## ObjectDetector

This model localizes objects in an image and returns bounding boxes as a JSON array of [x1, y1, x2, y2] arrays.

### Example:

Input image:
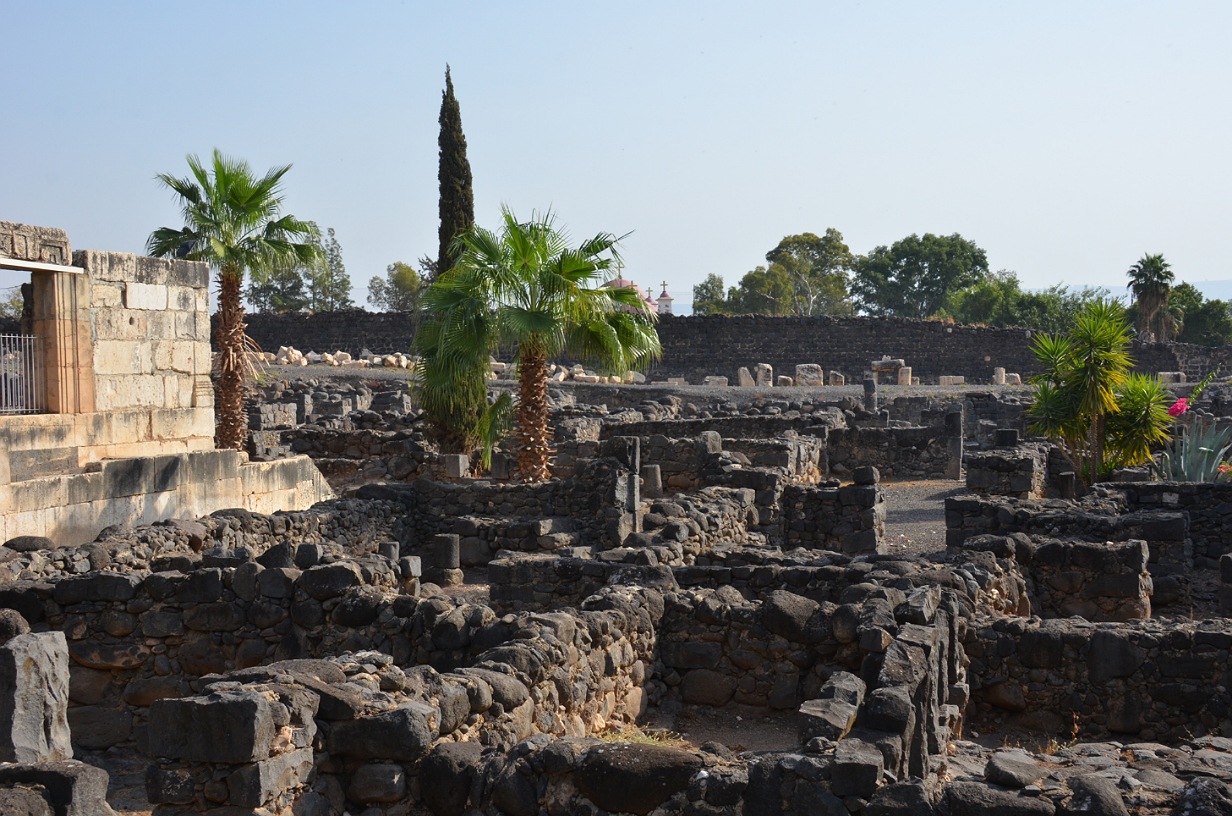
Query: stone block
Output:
[[123, 281, 169, 311], [327, 702, 437, 761], [776, 375, 793, 387], [442, 454, 470, 479], [753, 363, 774, 386], [831, 738, 884, 798], [795, 364, 825, 386], [992, 366, 1006, 385], [1005, 373, 1022, 385], [1, 222, 71, 264], [897, 366, 912, 386], [348, 762, 407, 804], [0, 760, 112, 816], [829, 371, 845, 386], [799, 698, 858, 742], [148, 689, 276, 764], [736, 367, 755, 387], [0, 632, 72, 763], [702, 376, 728, 387], [228, 746, 314, 807]]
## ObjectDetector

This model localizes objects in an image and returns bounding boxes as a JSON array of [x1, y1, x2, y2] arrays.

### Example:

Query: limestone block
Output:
[[90, 283, 123, 309], [939, 375, 966, 386], [992, 367, 1006, 385], [1157, 371, 1187, 383], [829, 371, 845, 386], [795, 364, 825, 386], [735, 367, 754, 387], [1005, 373, 1022, 385], [0, 632, 73, 763], [124, 281, 169, 311], [897, 366, 912, 386], [776, 376, 793, 387], [167, 285, 197, 312], [153, 340, 197, 375], [0, 221, 71, 264], [173, 310, 196, 340], [753, 363, 774, 387], [163, 375, 193, 410], [702, 376, 728, 387], [94, 339, 152, 376]]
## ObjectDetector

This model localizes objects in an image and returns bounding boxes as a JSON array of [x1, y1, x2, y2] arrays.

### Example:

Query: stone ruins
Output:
[[1, 221, 1232, 814]]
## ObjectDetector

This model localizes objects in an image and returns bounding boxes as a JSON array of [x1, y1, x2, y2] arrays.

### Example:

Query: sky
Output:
[[4, 2, 1231, 313]]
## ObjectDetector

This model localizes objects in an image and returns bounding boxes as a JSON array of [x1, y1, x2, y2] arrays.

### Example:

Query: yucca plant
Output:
[[1151, 415, 1232, 482]]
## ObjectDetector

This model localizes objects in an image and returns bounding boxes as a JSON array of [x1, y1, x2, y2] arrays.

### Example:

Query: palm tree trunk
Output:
[[215, 266, 248, 451], [515, 345, 551, 482]]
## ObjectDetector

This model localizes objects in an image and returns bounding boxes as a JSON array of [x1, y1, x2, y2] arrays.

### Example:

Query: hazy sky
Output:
[[4, 2, 1230, 312]]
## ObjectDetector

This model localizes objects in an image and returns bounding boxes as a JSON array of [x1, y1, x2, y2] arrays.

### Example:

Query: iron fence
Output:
[[0, 334, 43, 414]]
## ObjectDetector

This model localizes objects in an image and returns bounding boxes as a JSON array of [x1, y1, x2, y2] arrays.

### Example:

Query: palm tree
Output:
[[1029, 299, 1170, 483], [1126, 253, 1175, 342], [147, 150, 320, 450], [418, 207, 661, 481]]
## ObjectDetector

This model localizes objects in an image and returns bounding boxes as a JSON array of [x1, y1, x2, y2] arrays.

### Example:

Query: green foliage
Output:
[[417, 207, 660, 478], [437, 65, 474, 278], [368, 261, 427, 312], [851, 232, 989, 318], [691, 273, 730, 315], [696, 230, 855, 316], [0, 286, 24, 320], [1028, 299, 1170, 483], [1171, 282, 1232, 346], [1151, 415, 1232, 482], [247, 264, 309, 313], [1126, 253, 1175, 342], [306, 227, 353, 311]]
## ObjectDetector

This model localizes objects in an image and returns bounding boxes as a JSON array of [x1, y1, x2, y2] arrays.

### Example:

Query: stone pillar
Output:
[[641, 464, 663, 499], [829, 371, 845, 386], [863, 378, 878, 412], [32, 269, 94, 414], [0, 632, 73, 763], [897, 366, 912, 386], [944, 409, 964, 480], [753, 363, 774, 387], [736, 367, 755, 387], [428, 534, 463, 587], [993, 367, 1007, 386]]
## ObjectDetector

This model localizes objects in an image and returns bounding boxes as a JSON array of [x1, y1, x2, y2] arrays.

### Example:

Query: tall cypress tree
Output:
[[437, 65, 474, 278]]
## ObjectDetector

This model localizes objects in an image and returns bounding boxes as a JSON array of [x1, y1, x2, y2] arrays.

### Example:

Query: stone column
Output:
[[0, 632, 73, 763], [32, 269, 94, 414], [863, 378, 878, 412], [897, 366, 912, 386], [993, 367, 1007, 386]]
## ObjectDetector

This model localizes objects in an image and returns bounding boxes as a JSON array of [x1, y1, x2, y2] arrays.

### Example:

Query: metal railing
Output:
[[0, 334, 43, 414]]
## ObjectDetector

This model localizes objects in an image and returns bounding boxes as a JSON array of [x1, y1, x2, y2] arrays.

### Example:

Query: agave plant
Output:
[[1151, 415, 1232, 482]]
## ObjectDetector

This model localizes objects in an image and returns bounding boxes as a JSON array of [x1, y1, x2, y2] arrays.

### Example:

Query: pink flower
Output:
[[1219, 463, 1232, 475], [1168, 398, 1189, 417]]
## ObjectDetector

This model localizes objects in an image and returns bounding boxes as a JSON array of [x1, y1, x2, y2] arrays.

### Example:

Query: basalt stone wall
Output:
[[965, 617, 1232, 742], [1110, 482, 1232, 567], [827, 426, 957, 480], [144, 584, 660, 815], [598, 414, 840, 441], [780, 482, 885, 554], [238, 310, 420, 356], [239, 311, 1232, 383], [964, 444, 1048, 499]]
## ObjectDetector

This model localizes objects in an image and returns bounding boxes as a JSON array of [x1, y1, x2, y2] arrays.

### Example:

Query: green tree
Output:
[[437, 65, 474, 278], [1126, 253, 1175, 342], [691, 273, 730, 315], [851, 233, 989, 318], [1029, 299, 1170, 484], [368, 261, 427, 312], [1171, 282, 1232, 346], [419, 207, 661, 481], [764, 229, 854, 316], [731, 264, 795, 315], [0, 286, 23, 320], [247, 263, 309, 313], [147, 149, 320, 450], [305, 227, 353, 311]]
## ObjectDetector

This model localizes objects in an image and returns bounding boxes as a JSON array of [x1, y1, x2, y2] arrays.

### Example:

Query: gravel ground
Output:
[[879, 479, 967, 558]]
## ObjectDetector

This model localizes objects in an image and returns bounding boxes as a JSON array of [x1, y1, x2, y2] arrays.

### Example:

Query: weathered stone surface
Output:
[[148, 690, 275, 764], [0, 632, 72, 763], [575, 742, 702, 816], [348, 761, 406, 804], [831, 738, 884, 798], [0, 761, 113, 816], [944, 781, 1056, 815], [419, 741, 483, 816], [985, 750, 1047, 789], [327, 702, 437, 761], [680, 668, 737, 706], [0, 787, 53, 816], [1060, 774, 1129, 816], [227, 746, 314, 807]]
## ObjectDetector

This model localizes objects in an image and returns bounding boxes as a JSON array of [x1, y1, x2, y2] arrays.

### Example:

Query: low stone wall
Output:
[[945, 494, 1193, 607], [0, 450, 334, 546], [780, 480, 885, 554], [1110, 481, 1232, 567], [598, 414, 837, 441], [965, 617, 1232, 742], [143, 584, 659, 814], [959, 534, 1152, 621], [964, 443, 1048, 499], [827, 425, 958, 480]]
